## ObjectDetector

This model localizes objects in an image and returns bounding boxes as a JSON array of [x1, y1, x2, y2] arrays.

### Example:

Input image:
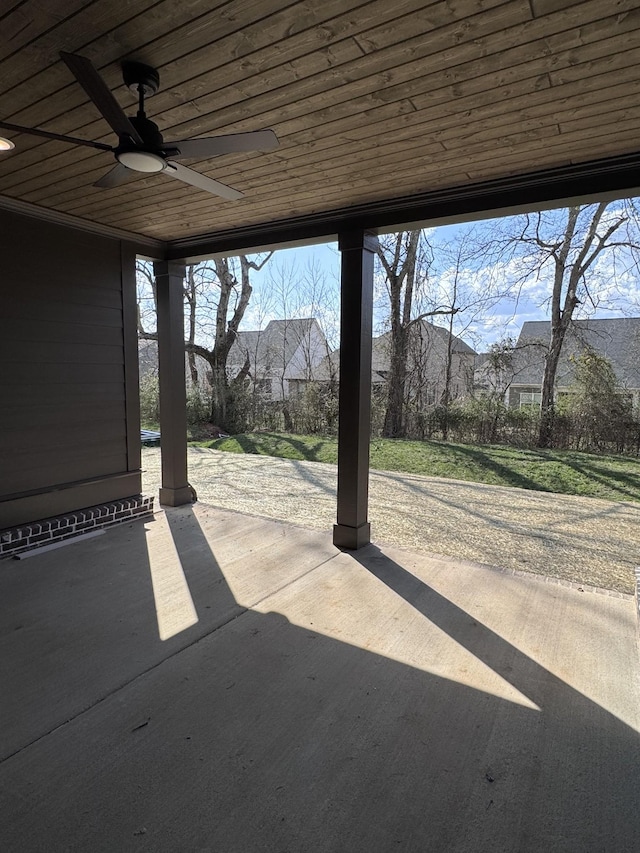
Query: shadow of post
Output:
[[348, 543, 640, 843]]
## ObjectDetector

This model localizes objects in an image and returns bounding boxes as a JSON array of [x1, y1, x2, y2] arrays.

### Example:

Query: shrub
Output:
[[186, 382, 212, 427], [139, 374, 159, 427]]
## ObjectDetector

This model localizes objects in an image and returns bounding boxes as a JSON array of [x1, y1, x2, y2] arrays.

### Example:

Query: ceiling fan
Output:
[[0, 51, 279, 200]]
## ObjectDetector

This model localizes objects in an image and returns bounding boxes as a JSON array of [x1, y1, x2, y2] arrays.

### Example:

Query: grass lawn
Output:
[[192, 432, 640, 504]]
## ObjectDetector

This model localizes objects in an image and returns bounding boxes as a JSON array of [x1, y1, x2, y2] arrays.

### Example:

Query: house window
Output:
[[519, 391, 541, 409]]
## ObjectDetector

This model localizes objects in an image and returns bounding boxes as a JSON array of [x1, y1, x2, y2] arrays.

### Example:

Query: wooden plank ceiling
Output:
[[0, 0, 639, 244]]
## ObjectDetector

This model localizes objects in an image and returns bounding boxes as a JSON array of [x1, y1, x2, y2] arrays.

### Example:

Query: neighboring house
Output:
[[138, 338, 203, 382], [227, 318, 329, 400], [316, 319, 476, 403], [505, 318, 640, 410], [474, 348, 522, 402], [138, 318, 329, 400]]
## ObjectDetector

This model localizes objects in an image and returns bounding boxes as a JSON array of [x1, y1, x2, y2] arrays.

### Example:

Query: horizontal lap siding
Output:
[[0, 211, 140, 524]]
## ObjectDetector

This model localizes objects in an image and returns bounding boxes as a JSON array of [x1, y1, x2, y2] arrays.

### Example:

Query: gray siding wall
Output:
[[0, 211, 142, 528]]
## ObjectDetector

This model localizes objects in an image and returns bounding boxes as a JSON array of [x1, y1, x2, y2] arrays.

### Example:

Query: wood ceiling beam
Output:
[[165, 151, 640, 261], [3, 139, 639, 263]]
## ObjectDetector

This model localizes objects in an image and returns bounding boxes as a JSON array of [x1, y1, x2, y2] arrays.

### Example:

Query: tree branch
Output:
[[405, 307, 459, 330]]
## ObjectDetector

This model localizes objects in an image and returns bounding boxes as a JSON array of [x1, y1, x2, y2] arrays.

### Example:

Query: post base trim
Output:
[[333, 522, 371, 550], [159, 486, 193, 507]]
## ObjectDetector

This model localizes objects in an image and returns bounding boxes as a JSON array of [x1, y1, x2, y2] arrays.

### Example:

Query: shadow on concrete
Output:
[[1, 515, 639, 852], [0, 512, 244, 763]]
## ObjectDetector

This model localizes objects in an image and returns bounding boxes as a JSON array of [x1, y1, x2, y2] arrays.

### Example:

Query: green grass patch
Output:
[[192, 432, 640, 503]]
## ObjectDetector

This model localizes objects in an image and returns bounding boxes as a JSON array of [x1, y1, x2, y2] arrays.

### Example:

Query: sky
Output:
[[240, 201, 640, 353], [138, 200, 640, 354]]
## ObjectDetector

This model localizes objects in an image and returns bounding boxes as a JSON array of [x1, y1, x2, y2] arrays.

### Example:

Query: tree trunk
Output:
[[533, 202, 630, 448], [441, 316, 455, 441], [209, 359, 229, 427], [378, 230, 421, 438], [185, 266, 199, 385], [383, 325, 408, 437], [538, 334, 564, 447], [187, 353, 199, 385], [205, 254, 270, 432]]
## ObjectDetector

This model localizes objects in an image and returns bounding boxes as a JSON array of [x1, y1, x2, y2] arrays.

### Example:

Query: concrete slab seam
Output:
[[241, 551, 344, 612], [0, 604, 249, 766]]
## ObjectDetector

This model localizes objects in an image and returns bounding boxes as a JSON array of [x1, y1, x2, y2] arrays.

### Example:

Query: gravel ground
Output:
[[141, 446, 640, 594]]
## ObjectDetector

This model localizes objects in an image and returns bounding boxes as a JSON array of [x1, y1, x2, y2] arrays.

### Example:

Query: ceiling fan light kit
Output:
[[116, 149, 165, 172], [0, 52, 279, 200]]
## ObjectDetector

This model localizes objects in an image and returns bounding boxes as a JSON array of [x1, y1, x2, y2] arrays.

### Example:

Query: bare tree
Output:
[[420, 229, 514, 439], [376, 230, 430, 437], [137, 253, 272, 433], [263, 255, 339, 432], [184, 266, 199, 385], [376, 230, 472, 438], [490, 202, 640, 446], [477, 338, 518, 403], [136, 262, 157, 341]]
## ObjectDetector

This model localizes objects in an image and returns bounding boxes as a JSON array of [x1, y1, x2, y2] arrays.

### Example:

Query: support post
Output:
[[154, 260, 192, 507], [333, 230, 377, 549]]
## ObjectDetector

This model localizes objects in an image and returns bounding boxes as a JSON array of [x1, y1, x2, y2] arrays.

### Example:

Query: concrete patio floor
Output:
[[2, 503, 639, 852]]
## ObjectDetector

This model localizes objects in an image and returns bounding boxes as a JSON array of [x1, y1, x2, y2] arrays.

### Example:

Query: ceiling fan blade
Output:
[[94, 163, 143, 188], [164, 161, 243, 200], [0, 119, 112, 151], [168, 130, 279, 160], [60, 51, 143, 145]]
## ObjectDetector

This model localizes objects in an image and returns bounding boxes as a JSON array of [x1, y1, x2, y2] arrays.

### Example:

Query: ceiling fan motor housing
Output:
[[122, 61, 160, 97], [126, 114, 164, 148]]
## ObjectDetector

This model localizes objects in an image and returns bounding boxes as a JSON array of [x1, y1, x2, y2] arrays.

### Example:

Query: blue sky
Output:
[[243, 204, 640, 353]]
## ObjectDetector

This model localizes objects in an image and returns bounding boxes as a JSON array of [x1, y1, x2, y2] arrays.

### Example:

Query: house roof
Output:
[[228, 330, 263, 365], [1, 2, 640, 251], [513, 318, 640, 389], [317, 319, 476, 382], [228, 318, 319, 372], [419, 321, 477, 355], [139, 318, 325, 382]]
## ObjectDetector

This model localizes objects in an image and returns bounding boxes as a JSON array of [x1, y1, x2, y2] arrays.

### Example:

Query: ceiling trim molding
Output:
[[0, 193, 166, 256], [166, 152, 640, 262]]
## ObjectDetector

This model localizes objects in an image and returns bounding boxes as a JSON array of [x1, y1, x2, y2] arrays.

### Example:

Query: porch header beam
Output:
[[166, 151, 640, 263], [5, 151, 640, 263]]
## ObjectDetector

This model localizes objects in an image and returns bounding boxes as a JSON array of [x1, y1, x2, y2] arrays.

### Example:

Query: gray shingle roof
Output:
[[228, 318, 319, 373], [371, 320, 476, 370], [513, 318, 640, 388], [316, 319, 476, 382]]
